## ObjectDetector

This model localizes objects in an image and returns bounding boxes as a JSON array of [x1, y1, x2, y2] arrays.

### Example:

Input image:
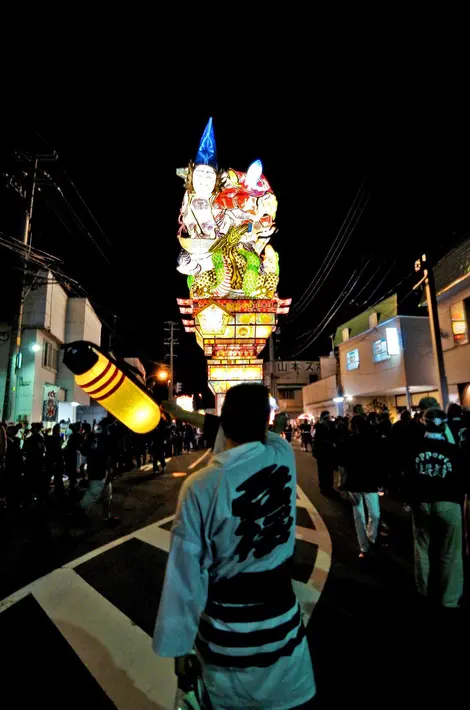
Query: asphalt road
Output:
[[0, 444, 467, 708]]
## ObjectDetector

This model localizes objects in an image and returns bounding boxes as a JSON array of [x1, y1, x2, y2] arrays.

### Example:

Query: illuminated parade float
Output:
[[176, 118, 291, 412]]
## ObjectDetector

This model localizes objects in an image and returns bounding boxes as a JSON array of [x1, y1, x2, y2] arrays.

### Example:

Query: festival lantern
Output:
[[63, 341, 161, 434], [176, 118, 291, 412]]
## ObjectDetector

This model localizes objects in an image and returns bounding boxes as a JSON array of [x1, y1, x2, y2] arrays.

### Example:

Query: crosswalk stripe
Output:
[[0, 466, 331, 709], [28, 567, 174, 708]]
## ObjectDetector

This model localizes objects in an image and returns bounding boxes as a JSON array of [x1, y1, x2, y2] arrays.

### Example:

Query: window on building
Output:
[[450, 301, 468, 346], [346, 349, 360, 370], [43, 341, 59, 371], [373, 337, 389, 362], [278, 389, 296, 400]]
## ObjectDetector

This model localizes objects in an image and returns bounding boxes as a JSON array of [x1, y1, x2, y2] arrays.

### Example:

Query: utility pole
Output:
[[164, 321, 179, 400], [2, 152, 57, 421], [414, 253, 449, 410], [2, 156, 38, 421]]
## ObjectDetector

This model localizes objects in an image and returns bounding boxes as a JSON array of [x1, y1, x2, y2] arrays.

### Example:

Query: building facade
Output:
[[302, 295, 440, 420], [264, 360, 319, 417], [0, 272, 102, 425], [432, 237, 470, 406]]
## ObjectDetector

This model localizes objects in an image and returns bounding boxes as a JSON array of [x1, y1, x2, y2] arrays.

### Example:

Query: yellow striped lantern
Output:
[[63, 341, 160, 434]]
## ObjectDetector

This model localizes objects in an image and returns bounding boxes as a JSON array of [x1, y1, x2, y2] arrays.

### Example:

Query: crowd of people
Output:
[[298, 397, 470, 608], [0, 415, 204, 528]]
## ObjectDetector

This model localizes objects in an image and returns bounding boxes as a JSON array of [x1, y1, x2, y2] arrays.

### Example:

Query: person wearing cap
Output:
[[418, 397, 455, 444], [405, 407, 465, 608]]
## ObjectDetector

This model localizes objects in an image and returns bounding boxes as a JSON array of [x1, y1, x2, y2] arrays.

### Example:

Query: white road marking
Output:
[[188, 449, 211, 470], [16, 568, 172, 709], [0, 461, 332, 709], [295, 484, 333, 620]]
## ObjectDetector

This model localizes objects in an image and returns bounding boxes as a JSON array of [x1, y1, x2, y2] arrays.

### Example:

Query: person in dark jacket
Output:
[[4, 425, 23, 509], [299, 420, 312, 452], [23, 422, 45, 501], [447, 403, 464, 444], [64, 423, 84, 490], [80, 429, 113, 519], [404, 408, 465, 608], [313, 411, 337, 496], [44, 424, 64, 497], [152, 419, 168, 474], [338, 415, 382, 557]]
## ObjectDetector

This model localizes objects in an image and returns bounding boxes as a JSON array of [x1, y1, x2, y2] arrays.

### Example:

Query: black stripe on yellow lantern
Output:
[[62, 341, 161, 434]]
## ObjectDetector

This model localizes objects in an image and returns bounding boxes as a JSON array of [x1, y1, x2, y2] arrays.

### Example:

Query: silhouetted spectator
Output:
[[44, 424, 64, 496], [23, 423, 45, 501], [64, 423, 84, 490], [404, 408, 465, 607], [338, 415, 382, 557], [4, 425, 23, 509], [313, 411, 337, 496]]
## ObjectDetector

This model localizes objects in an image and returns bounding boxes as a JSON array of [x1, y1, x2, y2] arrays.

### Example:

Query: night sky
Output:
[[1, 86, 469, 402]]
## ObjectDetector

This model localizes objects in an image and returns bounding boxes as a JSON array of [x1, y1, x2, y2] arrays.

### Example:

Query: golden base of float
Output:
[[178, 297, 291, 414]]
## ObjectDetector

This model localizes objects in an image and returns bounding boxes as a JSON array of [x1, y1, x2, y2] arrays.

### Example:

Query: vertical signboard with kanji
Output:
[[43, 385, 60, 422]]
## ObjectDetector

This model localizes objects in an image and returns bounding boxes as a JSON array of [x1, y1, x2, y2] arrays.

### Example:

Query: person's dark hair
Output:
[[418, 396, 439, 412], [423, 407, 447, 434], [351, 414, 368, 435], [221, 383, 270, 444], [367, 412, 379, 426], [320, 410, 330, 420], [447, 403, 462, 421], [400, 410, 411, 423]]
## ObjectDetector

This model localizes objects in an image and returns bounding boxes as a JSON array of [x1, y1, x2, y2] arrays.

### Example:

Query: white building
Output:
[[0, 272, 102, 425], [432, 237, 470, 406], [264, 360, 319, 417], [303, 295, 440, 420]]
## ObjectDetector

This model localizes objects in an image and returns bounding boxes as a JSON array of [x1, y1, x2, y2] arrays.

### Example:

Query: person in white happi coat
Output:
[[153, 383, 316, 710]]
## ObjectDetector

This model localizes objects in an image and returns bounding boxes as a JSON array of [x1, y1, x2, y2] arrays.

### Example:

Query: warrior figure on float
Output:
[[176, 118, 280, 299]]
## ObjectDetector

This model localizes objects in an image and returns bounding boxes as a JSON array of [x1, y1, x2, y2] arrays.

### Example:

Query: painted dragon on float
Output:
[[176, 118, 279, 300]]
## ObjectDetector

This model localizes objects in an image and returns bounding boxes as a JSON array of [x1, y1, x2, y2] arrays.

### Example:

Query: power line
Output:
[[55, 186, 112, 266], [60, 167, 114, 248], [291, 179, 368, 317], [291, 264, 369, 357], [32, 131, 113, 264], [349, 259, 379, 303], [292, 179, 366, 311], [289, 193, 370, 322], [358, 260, 396, 307]]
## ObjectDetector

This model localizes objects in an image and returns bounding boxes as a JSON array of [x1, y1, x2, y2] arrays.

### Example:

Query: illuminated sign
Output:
[[346, 349, 360, 371], [208, 362, 264, 382], [385, 327, 400, 355], [373, 338, 390, 363]]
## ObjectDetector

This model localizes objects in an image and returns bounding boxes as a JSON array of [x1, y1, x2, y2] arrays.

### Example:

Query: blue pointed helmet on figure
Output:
[[191, 117, 219, 199]]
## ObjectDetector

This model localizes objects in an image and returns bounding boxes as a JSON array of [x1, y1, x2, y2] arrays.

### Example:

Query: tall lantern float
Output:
[[176, 118, 291, 413]]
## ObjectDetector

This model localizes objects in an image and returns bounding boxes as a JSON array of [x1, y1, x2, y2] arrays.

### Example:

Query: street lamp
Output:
[[31, 343, 40, 352], [145, 369, 169, 384]]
